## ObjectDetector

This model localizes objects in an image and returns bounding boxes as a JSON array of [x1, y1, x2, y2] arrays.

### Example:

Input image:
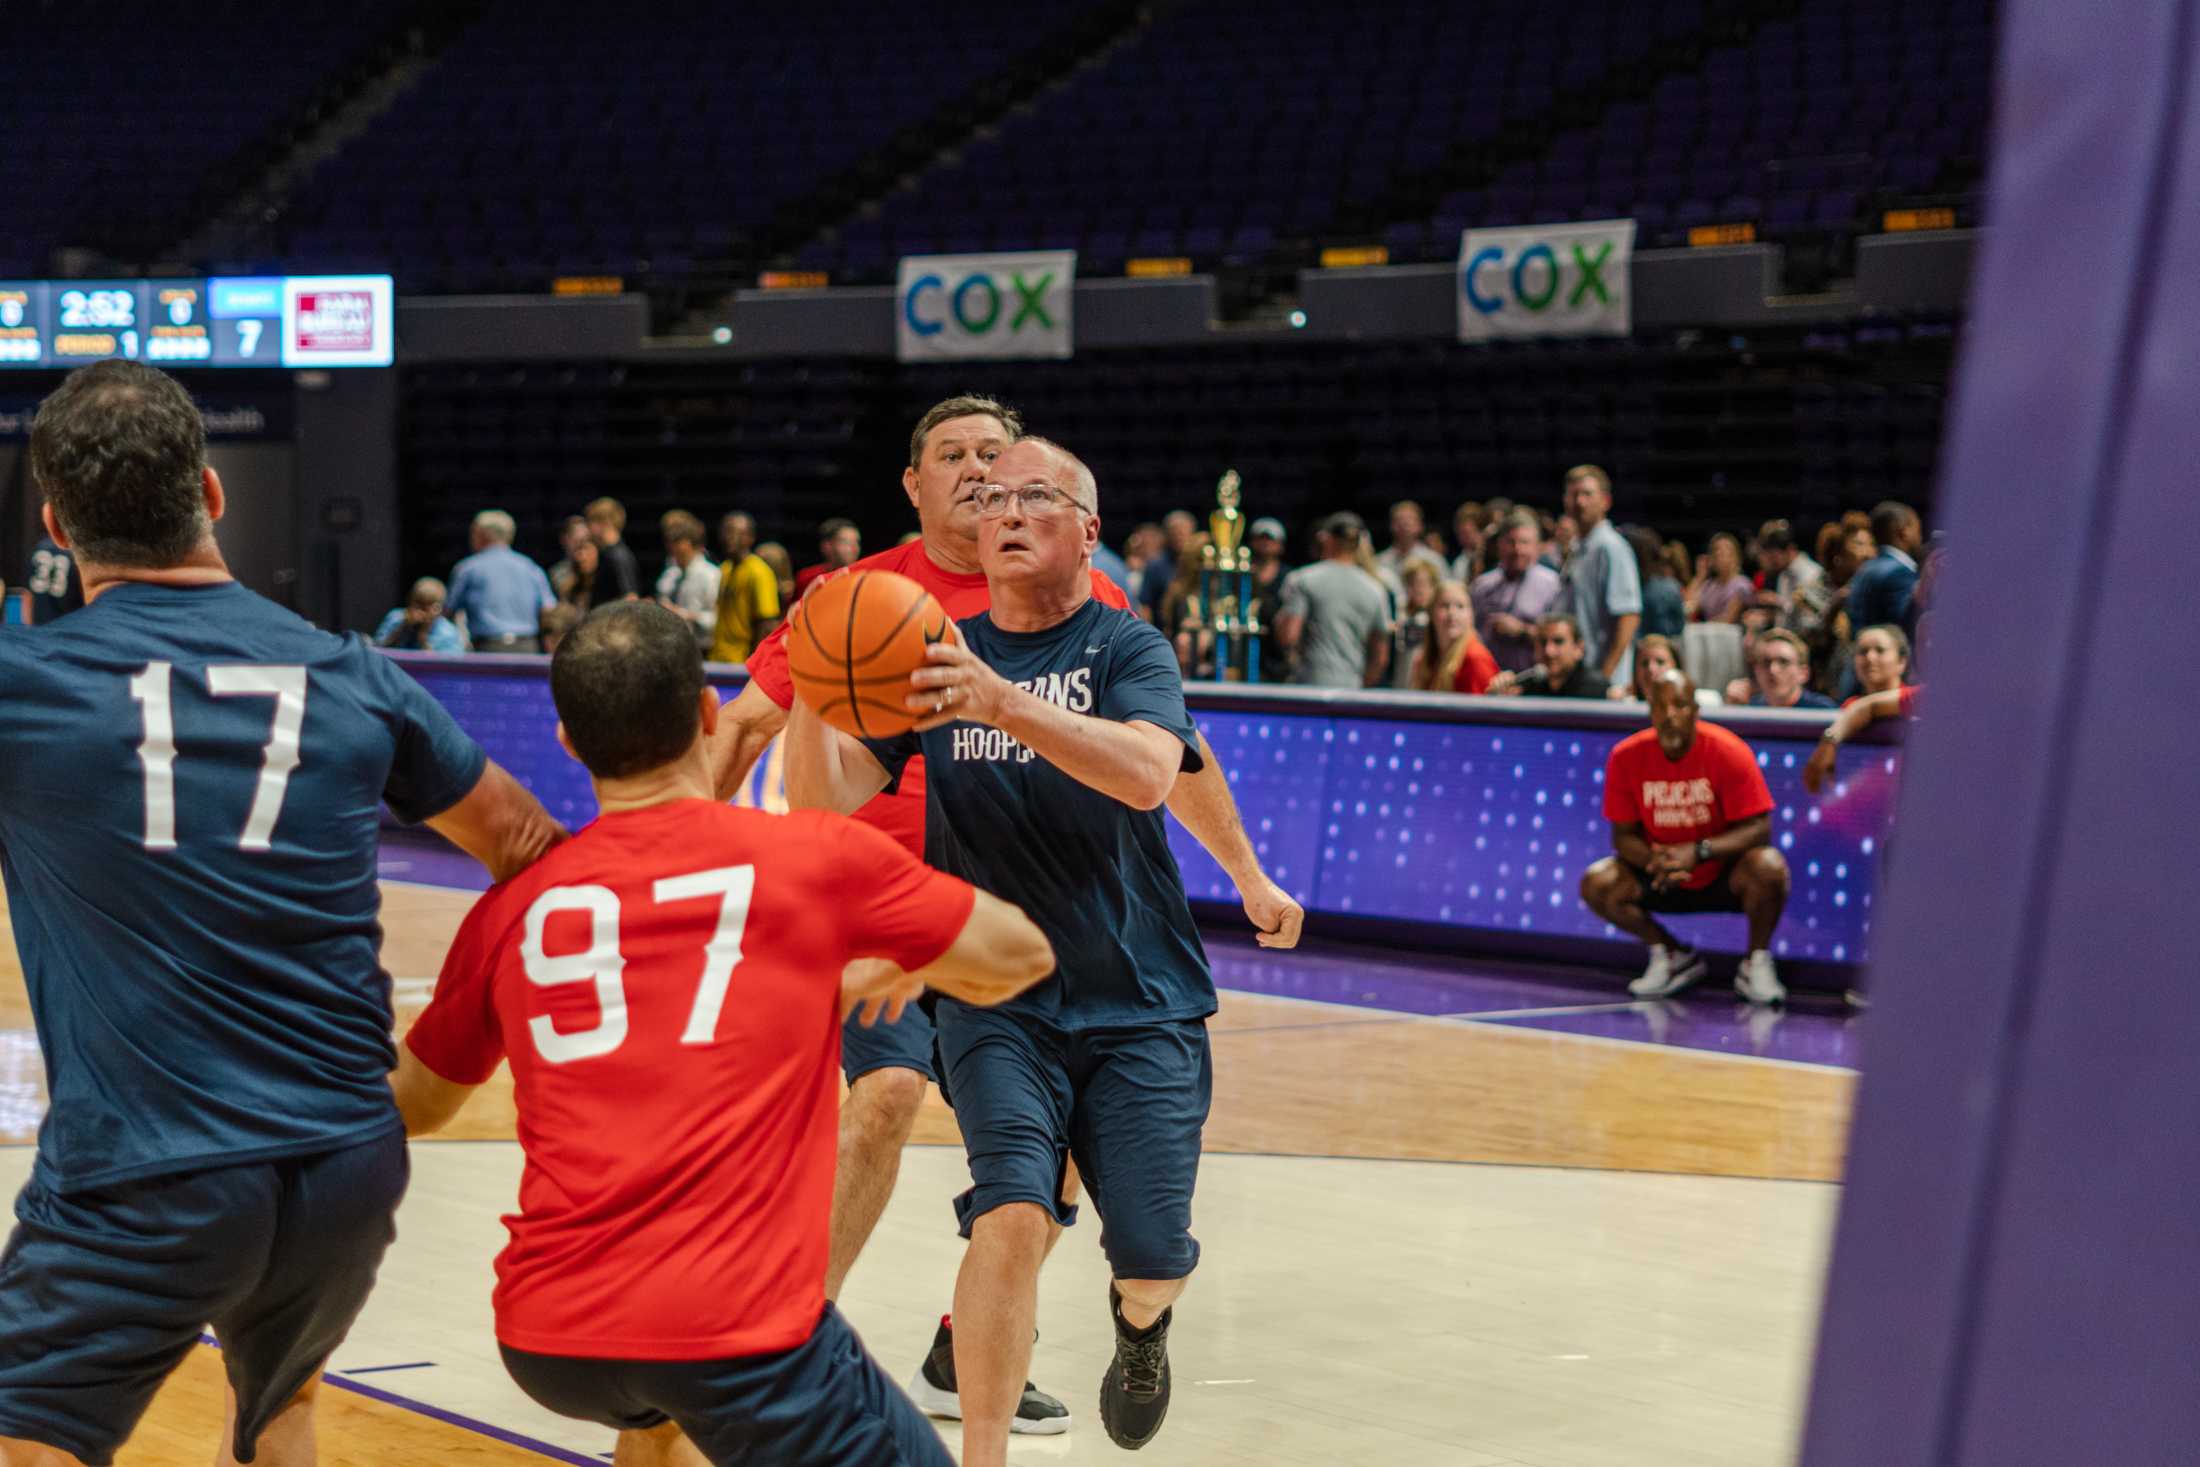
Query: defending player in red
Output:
[[389, 603, 1054, 1467], [700, 394, 1302, 1435], [1580, 669, 1792, 1005]]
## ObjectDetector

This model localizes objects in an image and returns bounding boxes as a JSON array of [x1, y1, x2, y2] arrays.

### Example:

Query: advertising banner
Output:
[[1456, 220, 1634, 342], [896, 251, 1075, 361]]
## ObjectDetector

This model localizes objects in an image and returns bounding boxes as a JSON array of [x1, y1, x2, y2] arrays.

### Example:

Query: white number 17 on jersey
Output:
[[129, 661, 308, 851]]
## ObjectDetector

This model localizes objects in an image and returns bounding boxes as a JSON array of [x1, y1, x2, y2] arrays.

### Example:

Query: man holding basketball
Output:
[[787, 437, 1216, 1463], [699, 396, 1299, 1436]]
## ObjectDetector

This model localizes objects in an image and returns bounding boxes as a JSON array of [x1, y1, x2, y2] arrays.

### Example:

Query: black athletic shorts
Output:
[[0, 1126, 407, 1464]]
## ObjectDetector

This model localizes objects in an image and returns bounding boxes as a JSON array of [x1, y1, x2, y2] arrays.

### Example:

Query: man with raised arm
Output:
[[786, 438, 1219, 1463], [392, 602, 1053, 1466], [699, 395, 1300, 1436]]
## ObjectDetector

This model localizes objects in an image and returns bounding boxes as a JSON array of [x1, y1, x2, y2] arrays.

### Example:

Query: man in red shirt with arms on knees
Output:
[[702, 395, 1303, 1435], [1580, 668, 1792, 1006], [389, 603, 1053, 1467]]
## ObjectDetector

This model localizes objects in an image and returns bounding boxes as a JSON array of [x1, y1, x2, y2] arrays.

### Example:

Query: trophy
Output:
[[1197, 470, 1263, 682]]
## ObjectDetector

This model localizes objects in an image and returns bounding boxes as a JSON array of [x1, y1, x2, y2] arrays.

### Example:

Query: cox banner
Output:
[[1456, 219, 1634, 342], [897, 251, 1074, 361]]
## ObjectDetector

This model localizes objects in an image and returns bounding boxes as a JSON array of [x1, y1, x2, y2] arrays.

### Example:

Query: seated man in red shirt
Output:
[[1580, 668, 1792, 1005], [387, 602, 1054, 1467]]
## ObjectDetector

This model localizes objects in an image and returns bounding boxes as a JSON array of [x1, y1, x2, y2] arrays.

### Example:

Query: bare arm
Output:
[[1362, 628, 1391, 687], [783, 696, 893, 814], [1598, 613, 1640, 680], [1165, 733, 1305, 948], [1272, 611, 1304, 650], [388, 1043, 477, 1136], [1702, 812, 1771, 861], [707, 677, 792, 800], [1804, 687, 1903, 792], [425, 760, 565, 883], [1611, 819, 1656, 870]]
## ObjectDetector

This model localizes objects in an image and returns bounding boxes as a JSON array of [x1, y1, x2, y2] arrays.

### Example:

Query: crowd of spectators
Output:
[[1117, 465, 1931, 714], [371, 465, 1931, 736]]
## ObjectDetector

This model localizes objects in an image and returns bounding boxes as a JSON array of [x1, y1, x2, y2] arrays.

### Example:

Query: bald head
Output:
[[1003, 436, 1097, 510], [1648, 668, 1700, 756]]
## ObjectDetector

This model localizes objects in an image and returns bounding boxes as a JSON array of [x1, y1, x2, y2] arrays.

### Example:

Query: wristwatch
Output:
[[1695, 838, 1713, 864]]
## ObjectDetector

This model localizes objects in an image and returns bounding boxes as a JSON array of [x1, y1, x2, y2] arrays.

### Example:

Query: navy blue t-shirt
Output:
[[868, 599, 1215, 1032], [0, 580, 487, 1191]]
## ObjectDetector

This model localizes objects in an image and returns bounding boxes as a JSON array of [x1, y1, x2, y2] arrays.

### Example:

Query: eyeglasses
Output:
[[975, 483, 1092, 518]]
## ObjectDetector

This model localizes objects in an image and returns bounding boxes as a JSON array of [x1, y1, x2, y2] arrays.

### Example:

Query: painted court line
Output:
[[194, 1335, 588, 1464], [339, 1360, 436, 1375]]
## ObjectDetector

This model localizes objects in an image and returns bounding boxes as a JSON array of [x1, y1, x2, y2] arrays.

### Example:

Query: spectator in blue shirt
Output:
[[1846, 500, 1924, 635], [448, 510, 555, 652], [374, 577, 466, 653], [1744, 629, 1837, 709]]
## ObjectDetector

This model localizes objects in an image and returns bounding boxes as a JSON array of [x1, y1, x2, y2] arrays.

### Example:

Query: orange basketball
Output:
[[786, 570, 952, 739]]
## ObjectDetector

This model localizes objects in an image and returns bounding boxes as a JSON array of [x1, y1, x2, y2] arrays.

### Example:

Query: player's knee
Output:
[[844, 1066, 927, 1147], [1735, 846, 1790, 896], [1580, 858, 1622, 910], [969, 1201, 1054, 1259]]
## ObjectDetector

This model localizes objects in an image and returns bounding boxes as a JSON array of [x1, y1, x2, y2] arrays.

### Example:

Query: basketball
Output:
[[786, 570, 951, 739]]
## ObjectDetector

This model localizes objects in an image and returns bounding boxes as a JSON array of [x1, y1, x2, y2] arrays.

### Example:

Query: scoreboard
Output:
[[0, 274, 393, 369]]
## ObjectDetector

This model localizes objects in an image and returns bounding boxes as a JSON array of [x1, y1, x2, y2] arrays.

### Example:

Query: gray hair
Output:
[[472, 510, 517, 544], [409, 577, 448, 606], [1016, 435, 1098, 509]]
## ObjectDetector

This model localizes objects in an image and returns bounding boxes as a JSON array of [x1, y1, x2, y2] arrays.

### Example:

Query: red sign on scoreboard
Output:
[[294, 291, 377, 353]]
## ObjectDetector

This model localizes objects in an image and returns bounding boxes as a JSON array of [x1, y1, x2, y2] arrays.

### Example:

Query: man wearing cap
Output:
[[1274, 512, 1393, 687], [1245, 517, 1292, 683]]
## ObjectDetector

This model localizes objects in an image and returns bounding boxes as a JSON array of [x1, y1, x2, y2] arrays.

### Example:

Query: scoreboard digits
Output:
[[0, 275, 391, 370]]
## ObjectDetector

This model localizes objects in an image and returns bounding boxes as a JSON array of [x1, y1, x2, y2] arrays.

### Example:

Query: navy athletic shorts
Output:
[[501, 1304, 952, 1467], [0, 1125, 407, 1465], [842, 1000, 938, 1086], [935, 1003, 1211, 1280]]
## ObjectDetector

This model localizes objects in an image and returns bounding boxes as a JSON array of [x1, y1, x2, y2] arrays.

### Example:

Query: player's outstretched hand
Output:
[[842, 957, 925, 1028], [906, 640, 1011, 732], [1242, 875, 1305, 949]]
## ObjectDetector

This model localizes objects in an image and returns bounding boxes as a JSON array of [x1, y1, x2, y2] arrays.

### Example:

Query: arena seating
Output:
[[248, 0, 1123, 304], [798, 0, 1707, 282], [1381, 0, 1994, 263], [0, 1, 406, 276], [397, 320, 1955, 578]]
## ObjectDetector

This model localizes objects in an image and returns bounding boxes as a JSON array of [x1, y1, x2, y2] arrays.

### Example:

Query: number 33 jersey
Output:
[[0, 581, 487, 1192], [403, 800, 974, 1360]]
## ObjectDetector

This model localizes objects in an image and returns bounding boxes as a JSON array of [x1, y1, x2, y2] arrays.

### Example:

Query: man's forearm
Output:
[[708, 681, 791, 800], [1600, 613, 1640, 679], [1612, 826, 1655, 868], [1705, 816, 1771, 862], [992, 689, 1179, 810], [783, 699, 885, 814], [1166, 733, 1261, 885]]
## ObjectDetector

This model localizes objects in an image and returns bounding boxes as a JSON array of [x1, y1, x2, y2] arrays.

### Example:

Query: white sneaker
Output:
[[1629, 945, 1707, 998], [1735, 950, 1786, 1006]]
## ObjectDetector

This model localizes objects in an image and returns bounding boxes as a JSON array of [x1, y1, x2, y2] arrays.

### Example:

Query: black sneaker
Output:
[[1099, 1285, 1172, 1450], [906, 1314, 1071, 1436]]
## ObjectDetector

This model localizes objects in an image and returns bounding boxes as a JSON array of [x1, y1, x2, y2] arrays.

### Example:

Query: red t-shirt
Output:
[[792, 562, 835, 599], [1452, 638, 1499, 695], [744, 538, 1131, 855], [1601, 721, 1775, 890], [403, 799, 974, 1360], [1897, 683, 1921, 718]]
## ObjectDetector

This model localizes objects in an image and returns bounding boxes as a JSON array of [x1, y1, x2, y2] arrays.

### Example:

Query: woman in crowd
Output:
[[1847, 623, 1912, 701], [1161, 533, 1211, 676], [754, 541, 797, 610], [1688, 532, 1755, 623], [1628, 527, 1687, 640], [1409, 580, 1499, 695], [1391, 560, 1442, 687], [551, 516, 599, 613]]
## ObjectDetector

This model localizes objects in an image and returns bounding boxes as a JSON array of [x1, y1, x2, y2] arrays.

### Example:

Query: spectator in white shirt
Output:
[[653, 509, 719, 649]]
